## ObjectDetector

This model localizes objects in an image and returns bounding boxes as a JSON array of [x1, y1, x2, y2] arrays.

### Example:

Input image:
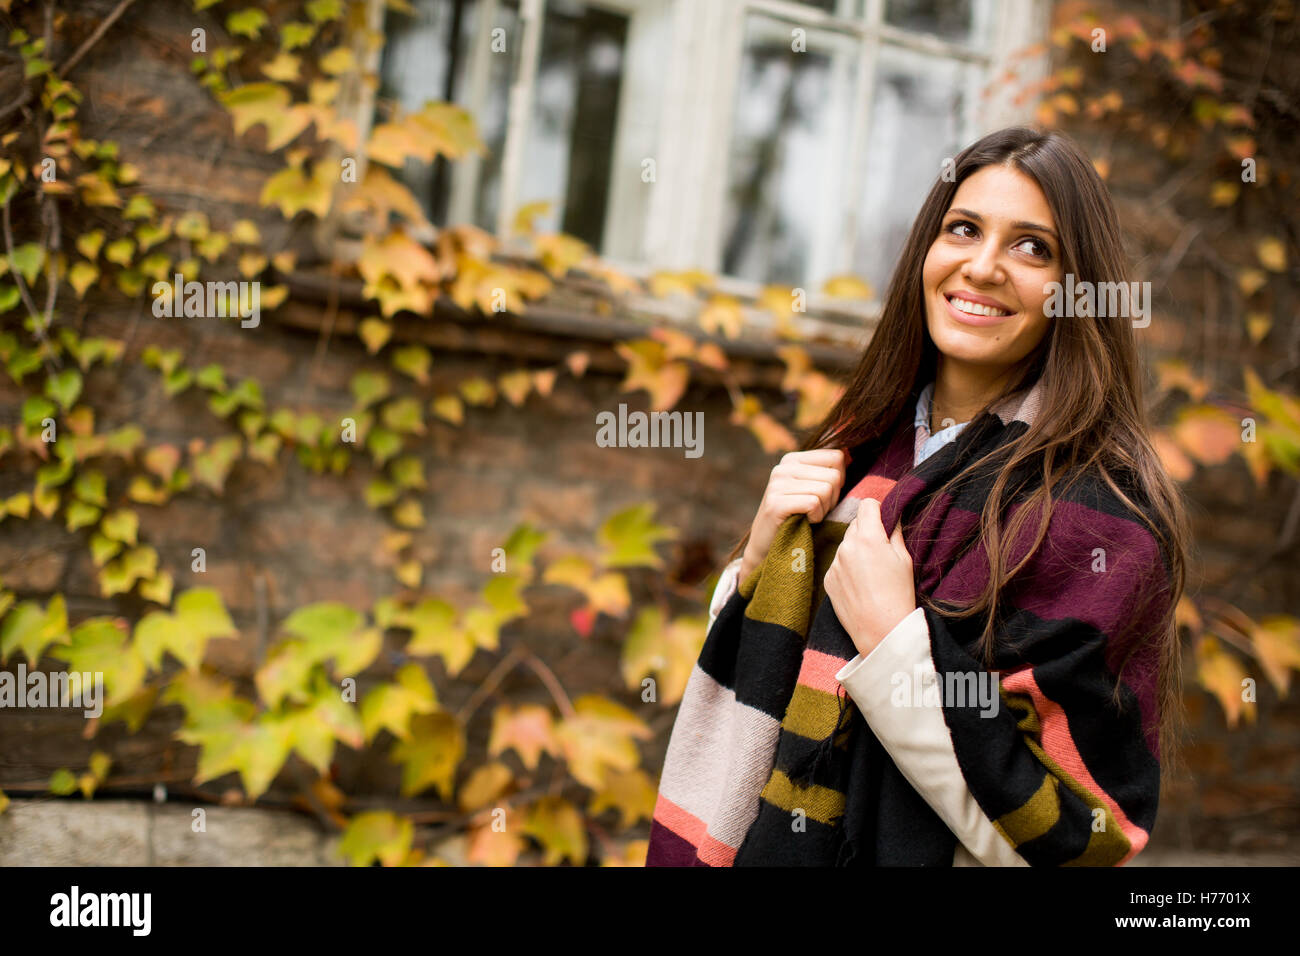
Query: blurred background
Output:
[[0, 0, 1296, 865]]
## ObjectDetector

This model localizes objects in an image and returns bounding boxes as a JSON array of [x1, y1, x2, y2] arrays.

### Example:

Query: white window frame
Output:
[[371, 0, 1051, 330]]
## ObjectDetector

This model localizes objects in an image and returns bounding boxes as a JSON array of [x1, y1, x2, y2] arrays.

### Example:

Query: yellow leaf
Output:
[[497, 369, 532, 407], [230, 219, 262, 244], [1195, 635, 1254, 728], [430, 394, 463, 425], [533, 232, 588, 277], [588, 768, 657, 829], [260, 162, 334, 219], [261, 52, 302, 82], [1208, 180, 1239, 206], [458, 761, 513, 812], [219, 83, 312, 151], [319, 46, 357, 76], [613, 339, 689, 411], [554, 694, 650, 790], [391, 712, 464, 799], [1249, 616, 1300, 694], [698, 294, 743, 339], [511, 200, 552, 235], [1256, 237, 1286, 272], [358, 317, 392, 354], [338, 811, 413, 867], [1246, 312, 1271, 344], [521, 797, 588, 866], [821, 274, 873, 299]]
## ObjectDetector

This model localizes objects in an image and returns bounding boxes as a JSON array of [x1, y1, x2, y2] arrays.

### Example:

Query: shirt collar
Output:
[[914, 382, 935, 434]]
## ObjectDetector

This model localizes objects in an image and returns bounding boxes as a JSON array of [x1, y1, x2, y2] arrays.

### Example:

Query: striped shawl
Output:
[[647, 380, 1172, 866]]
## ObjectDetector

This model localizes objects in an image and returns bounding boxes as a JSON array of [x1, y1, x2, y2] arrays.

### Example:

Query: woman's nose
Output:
[[962, 241, 1003, 284]]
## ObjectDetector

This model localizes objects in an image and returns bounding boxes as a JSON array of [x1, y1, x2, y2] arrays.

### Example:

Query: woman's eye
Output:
[[948, 220, 978, 239], [1016, 237, 1052, 259]]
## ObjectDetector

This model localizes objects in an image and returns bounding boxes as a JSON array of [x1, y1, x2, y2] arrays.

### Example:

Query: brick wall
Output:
[[0, 0, 1296, 861]]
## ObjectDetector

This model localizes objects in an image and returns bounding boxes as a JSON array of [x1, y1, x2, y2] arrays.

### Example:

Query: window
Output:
[[375, 0, 1047, 315]]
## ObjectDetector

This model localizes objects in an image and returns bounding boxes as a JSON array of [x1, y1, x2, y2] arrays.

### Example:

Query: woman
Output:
[[646, 126, 1191, 867]]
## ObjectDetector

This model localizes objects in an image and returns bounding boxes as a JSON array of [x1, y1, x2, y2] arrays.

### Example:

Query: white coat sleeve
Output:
[[835, 607, 1031, 867], [706, 558, 743, 634]]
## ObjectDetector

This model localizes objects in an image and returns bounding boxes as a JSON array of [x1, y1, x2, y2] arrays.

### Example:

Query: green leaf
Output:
[[391, 344, 431, 384], [75, 230, 105, 260], [226, 8, 269, 39], [279, 21, 317, 51], [360, 663, 438, 742], [64, 499, 101, 532], [390, 712, 465, 800], [389, 455, 425, 490], [44, 368, 83, 410], [364, 478, 399, 508], [0, 284, 22, 312], [50, 616, 146, 706], [100, 508, 138, 545], [195, 363, 226, 391], [142, 345, 183, 375], [72, 469, 107, 506], [10, 243, 44, 284], [104, 238, 135, 267], [337, 811, 412, 867], [381, 396, 425, 435], [349, 370, 390, 408], [402, 599, 475, 676], [49, 768, 77, 796], [191, 436, 242, 493], [305, 0, 344, 23], [90, 532, 122, 567], [68, 261, 100, 298], [366, 427, 401, 467], [21, 395, 56, 430], [0, 596, 68, 665], [598, 502, 679, 569]]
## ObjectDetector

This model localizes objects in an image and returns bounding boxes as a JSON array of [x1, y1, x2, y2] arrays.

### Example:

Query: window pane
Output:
[[518, 0, 629, 249], [883, 0, 994, 45], [852, 45, 976, 293], [721, 15, 858, 288], [468, 2, 519, 232], [379, 0, 475, 226]]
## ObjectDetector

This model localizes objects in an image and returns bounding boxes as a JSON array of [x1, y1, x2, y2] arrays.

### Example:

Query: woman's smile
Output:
[[942, 290, 1015, 326]]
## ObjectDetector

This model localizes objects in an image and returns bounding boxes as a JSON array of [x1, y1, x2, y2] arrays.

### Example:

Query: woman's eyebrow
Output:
[[946, 207, 1059, 242]]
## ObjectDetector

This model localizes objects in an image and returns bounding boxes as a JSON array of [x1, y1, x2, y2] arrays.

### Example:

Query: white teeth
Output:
[[949, 296, 1011, 317]]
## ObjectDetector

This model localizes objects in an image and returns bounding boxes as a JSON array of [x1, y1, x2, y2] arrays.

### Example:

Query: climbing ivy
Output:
[[0, 0, 1297, 866]]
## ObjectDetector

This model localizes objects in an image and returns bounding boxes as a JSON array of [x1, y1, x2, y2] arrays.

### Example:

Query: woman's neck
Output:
[[930, 359, 1015, 431]]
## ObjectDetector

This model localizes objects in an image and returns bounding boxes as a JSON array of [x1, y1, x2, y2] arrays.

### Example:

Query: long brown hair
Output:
[[724, 126, 1192, 772]]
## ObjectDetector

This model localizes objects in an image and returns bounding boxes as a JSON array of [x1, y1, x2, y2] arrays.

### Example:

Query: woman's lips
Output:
[[942, 293, 1015, 327]]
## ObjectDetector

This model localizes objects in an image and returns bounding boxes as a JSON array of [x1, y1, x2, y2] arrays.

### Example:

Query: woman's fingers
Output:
[[853, 497, 889, 543]]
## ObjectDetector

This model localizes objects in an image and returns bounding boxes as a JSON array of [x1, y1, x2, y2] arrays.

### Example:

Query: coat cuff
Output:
[[706, 558, 743, 633], [834, 606, 1030, 867]]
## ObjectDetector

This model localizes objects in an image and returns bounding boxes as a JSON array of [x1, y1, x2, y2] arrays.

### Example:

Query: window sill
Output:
[[277, 264, 870, 380]]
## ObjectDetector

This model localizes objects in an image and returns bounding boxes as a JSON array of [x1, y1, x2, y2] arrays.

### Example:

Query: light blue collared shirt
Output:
[[913, 382, 968, 466]]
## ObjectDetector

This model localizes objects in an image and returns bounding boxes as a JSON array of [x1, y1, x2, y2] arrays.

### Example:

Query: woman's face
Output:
[[921, 164, 1063, 380]]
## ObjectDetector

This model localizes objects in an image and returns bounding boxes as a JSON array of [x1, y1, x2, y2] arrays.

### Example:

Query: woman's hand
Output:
[[739, 448, 847, 582], [824, 497, 917, 658]]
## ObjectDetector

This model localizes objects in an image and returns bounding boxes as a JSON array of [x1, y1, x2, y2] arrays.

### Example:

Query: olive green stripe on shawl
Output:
[[758, 768, 847, 825], [740, 516, 849, 634]]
